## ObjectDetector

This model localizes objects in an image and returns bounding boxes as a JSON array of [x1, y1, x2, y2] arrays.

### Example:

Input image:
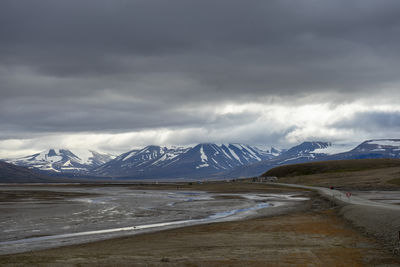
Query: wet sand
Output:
[[1, 203, 399, 266], [1, 182, 399, 266], [0, 182, 309, 255]]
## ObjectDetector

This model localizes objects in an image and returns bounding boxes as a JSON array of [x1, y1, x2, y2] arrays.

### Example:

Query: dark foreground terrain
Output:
[[0, 181, 399, 266], [1, 202, 399, 266], [263, 158, 400, 190]]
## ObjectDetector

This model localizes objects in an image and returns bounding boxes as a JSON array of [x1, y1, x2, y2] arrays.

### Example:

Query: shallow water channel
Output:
[[0, 186, 308, 254]]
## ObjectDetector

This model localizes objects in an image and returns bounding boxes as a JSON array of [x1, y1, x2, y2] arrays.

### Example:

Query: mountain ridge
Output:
[[228, 139, 400, 178], [6, 149, 115, 173], [4, 139, 400, 181], [93, 143, 275, 179]]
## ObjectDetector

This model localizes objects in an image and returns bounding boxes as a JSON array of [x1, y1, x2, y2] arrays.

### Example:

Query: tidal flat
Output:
[[1, 182, 399, 266], [0, 183, 308, 255]]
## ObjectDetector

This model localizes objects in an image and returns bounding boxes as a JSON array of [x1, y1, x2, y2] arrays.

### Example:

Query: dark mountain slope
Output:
[[0, 161, 59, 183]]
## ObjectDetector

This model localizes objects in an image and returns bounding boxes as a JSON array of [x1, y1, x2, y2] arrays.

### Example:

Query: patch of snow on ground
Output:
[[372, 148, 386, 152], [63, 160, 73, 167], [313, 143, 352, 155], [41, 165, 60, 172], [35, 151, 51, 161], [152, 152, 179, 165], [61, 167, 87, 171], [200, 145, 208, 162], [71, 149, 94, 164], [220, 146, 233, 160], [196, 163, 210, 169], [211, 158, 225, 169], [45, 155, 63, 163], [368, 140, 400, 147], [242, 145, 261, 161], [122, 150, 138, 161], [278, 156, 303, 164], [227, 147, 242, 164], [231, 144, 244, 151]]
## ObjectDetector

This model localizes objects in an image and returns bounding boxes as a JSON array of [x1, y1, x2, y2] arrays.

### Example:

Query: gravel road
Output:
[[271, 182, 400, 254]]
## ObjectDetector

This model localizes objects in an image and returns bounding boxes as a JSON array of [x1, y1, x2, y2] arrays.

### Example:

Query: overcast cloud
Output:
[[1, 0, 400, 157]]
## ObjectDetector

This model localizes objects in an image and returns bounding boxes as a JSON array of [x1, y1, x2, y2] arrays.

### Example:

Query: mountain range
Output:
[[228, 139, 400, 178], [94, 144, 276, 179], [3, 139, 400, 181], [6, 149, 115, 174]]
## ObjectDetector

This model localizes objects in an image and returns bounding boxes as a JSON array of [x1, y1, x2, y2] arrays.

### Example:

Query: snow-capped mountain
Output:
[[67, 149, 116, 167], [7, 149, 114, 173], [328, 139, 400, 160], [352, 139, 400, 154], [93, 143, 274, 179], [168, 143, 274, 173], [227, 141, 333, 178], [269, 147, 282, 157], [94, 145, 189, 176], [228, 139, 400, 178], [276, 141, 332, 164], [4, 139, 400, 180]]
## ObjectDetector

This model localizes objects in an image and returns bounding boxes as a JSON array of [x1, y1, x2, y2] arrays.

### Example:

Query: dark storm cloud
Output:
[[0, 93, 260, 135], [1, 0, 400, 141], [334, 111, 400, 132], [2, 0, 400, 87]]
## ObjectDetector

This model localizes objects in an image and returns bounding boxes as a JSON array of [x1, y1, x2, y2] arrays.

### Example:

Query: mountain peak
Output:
[[6, 149, 113, 173], [352, 139, 400, 153], [93, 143, 274, 179], [283, 141, 331, 156]]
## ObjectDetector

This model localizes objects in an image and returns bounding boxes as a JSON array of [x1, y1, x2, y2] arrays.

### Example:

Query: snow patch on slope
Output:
[[122, 151, 138, 162], [227, 146, 242, 164], [367, 140, 400, 147], [313, 143, 352, 155], [197, 145, 209, 169], [200, 145, 208, 162]]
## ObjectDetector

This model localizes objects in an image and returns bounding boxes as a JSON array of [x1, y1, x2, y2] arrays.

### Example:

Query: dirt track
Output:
[[272, 182, 400, 255]]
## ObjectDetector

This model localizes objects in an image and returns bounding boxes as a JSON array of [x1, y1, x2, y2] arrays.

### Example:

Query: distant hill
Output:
[[262, 158, 400, 177], [0, 160, 59, 183], [262, 158, 400, 189]]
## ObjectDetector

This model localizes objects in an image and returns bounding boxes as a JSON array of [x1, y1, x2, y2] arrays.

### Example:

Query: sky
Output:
[[1, 0, 400, 158]]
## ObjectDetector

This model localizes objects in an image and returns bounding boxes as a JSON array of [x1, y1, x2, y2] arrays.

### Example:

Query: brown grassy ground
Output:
[[261, 158, 400, 189], [1, 184, 399, 266], [276, 166, 400, 189], [263, 159, 400, 178], [1, 207, 399, 266]]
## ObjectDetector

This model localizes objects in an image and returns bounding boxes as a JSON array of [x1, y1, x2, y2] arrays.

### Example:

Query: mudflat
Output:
[[0, 182, 311, 255], [1, 208, 399, 266], [0, 182, 399, 266]]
